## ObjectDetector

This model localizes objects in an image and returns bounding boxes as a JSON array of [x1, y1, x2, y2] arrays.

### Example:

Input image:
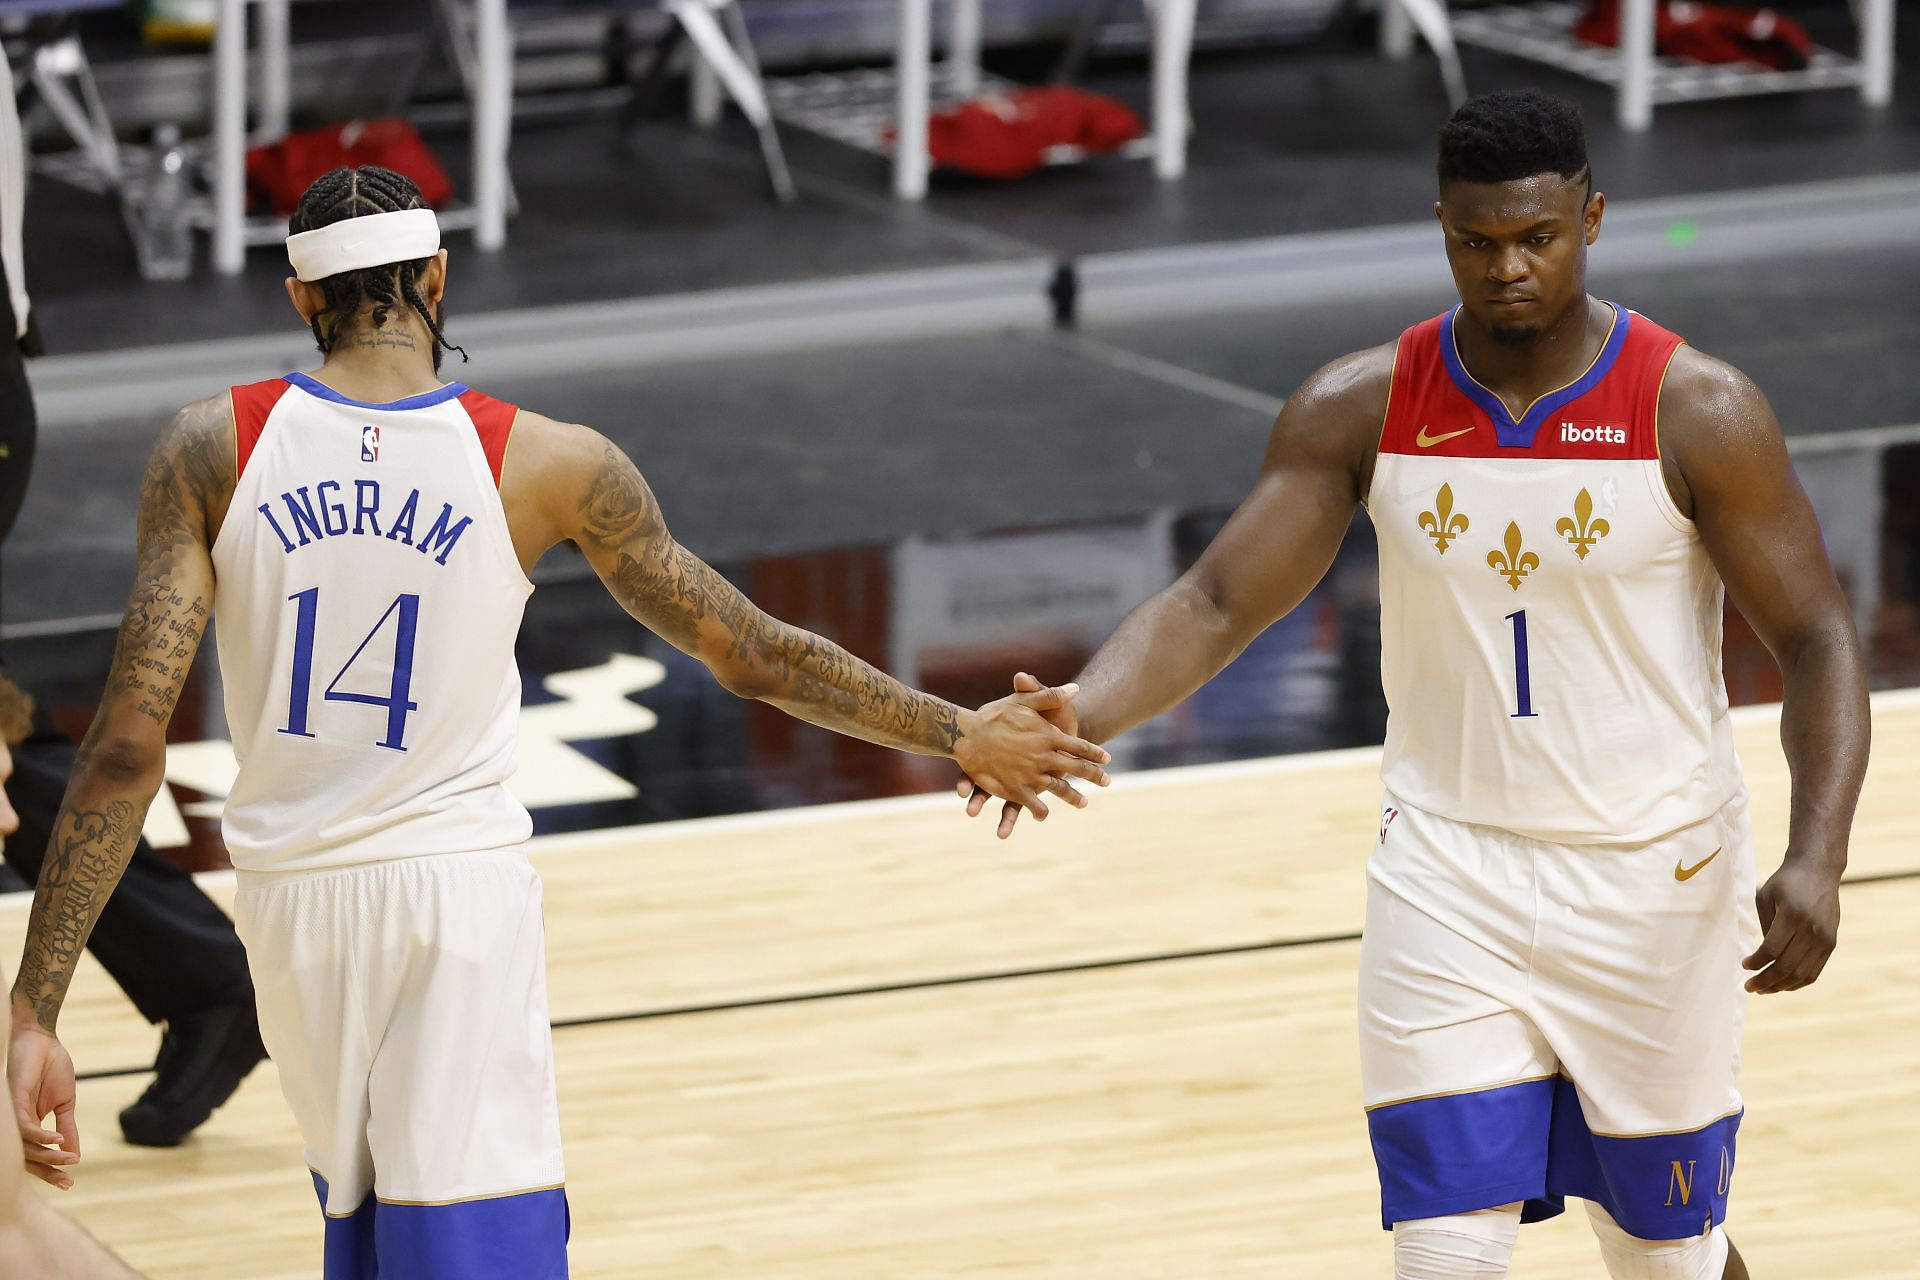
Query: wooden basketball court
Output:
[[6, 693, 1917, 1278]]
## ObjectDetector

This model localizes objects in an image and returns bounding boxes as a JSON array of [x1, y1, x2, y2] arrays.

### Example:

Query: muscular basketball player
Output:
[[5, 165, 1110, 1279], [967, 91, 1868, 1278]]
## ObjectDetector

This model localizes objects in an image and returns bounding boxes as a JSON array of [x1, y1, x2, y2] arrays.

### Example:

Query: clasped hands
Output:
[[954, 672, 1100, 839]]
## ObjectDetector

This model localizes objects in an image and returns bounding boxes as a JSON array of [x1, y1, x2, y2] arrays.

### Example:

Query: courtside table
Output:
[[212, 0, 512, 274]]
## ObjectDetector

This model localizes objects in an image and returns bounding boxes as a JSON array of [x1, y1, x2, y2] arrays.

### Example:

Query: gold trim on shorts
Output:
[[1363, 1071, 1560, 1113], [376, 1180, 567, 1208]]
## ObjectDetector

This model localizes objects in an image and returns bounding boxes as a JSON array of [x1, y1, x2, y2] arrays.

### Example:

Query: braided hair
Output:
[[288, 165, 467, 370]]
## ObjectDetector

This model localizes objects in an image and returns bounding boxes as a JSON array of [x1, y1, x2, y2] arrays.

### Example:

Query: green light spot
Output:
[[1666, 219, 1700, 248]]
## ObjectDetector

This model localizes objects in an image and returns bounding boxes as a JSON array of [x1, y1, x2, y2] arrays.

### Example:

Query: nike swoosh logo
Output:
[[1674, 847, 1722, 882], [1416, 425, 1475, 448]]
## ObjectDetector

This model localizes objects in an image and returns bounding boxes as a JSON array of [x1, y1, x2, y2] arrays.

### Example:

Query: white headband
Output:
[[286, 208, 441, 282]]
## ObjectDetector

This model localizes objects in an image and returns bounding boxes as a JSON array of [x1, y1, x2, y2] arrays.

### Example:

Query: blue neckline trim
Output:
[[284, 371, 468, 411], [1440, 303, 1629, 448]]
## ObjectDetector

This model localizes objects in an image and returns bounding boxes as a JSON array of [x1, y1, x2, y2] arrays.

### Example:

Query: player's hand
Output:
[[8, 1022, 81, 1188], [1742, 855, 1841, 994], [957, 673, 1092, 839], [952, 679, 1108, 838]]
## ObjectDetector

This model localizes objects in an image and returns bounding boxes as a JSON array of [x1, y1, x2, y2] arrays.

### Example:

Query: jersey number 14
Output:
[[278, 588, 421, 751]]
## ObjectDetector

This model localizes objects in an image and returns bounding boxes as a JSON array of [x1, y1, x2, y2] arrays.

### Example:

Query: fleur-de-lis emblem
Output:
[[1555, 488, 1610, 561], [1487, 522, 1540, 590], [1418, 483, 1470, 554]]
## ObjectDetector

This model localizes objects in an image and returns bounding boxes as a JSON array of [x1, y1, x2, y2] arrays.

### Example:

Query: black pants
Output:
[[5, 727, 253, 1022], [0, 269, 254, 1025]]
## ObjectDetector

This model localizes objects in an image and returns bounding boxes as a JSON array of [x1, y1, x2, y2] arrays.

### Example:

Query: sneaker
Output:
[[118, 1002, 268, 1148]]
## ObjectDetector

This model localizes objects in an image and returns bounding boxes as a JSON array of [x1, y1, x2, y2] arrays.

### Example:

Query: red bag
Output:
[[1576, 0, 1813, 71], [245, 118, 454, 217], [890, 86, 1144, 181]]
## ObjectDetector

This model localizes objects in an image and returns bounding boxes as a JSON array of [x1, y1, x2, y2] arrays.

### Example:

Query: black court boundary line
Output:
[[70, 867, 1920, 1083]]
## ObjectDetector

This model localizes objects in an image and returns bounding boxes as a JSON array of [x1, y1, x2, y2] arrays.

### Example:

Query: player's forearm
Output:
[[729, 620, 970, 758], [1073, 579, 1242, 744], [1776, 624, 1869, 874], [9, 732, 163, 1034], [605, 541, 971, 758]]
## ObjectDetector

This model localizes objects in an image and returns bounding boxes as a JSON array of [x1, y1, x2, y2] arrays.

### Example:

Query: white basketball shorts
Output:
[[1359, 789, 1754, 1242], [233, 848, 568, 1279]]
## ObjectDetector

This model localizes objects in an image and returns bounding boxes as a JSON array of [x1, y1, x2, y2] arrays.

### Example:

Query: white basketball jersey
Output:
[[1366, 305, 1742, 844], [209, 372, 534, 873]]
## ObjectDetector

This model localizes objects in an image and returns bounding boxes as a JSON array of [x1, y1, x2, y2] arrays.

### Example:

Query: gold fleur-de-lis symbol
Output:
[[1555, 488, 1610, 561], [1487, 522, 1540, 590], [1418, 483, 1470, 554]]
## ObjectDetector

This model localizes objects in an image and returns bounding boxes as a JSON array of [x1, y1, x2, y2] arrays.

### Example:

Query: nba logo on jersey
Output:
[[361, 424, 381, 462]]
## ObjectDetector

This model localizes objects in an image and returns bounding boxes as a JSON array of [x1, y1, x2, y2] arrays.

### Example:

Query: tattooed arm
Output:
[[8, 395, 228, 1187], [501, 416, 1109, 814]]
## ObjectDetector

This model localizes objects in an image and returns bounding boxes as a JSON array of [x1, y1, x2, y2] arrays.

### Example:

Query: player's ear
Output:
[[284, 276, 321, 325], [422, 250, 448, 309], [1583, 190, 1605, 245]]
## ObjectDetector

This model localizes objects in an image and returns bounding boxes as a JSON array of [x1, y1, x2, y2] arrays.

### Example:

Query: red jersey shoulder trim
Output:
[[458, 388, 519, 489], [1378, 306, 1683, 462], [1379, 313, 1451, 457], [229, 377, 296, 478]]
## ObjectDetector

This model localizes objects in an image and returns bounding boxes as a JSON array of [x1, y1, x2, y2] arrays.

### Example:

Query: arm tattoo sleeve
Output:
[[578, 444, 964, 756], [12, 398, 227, 1032]]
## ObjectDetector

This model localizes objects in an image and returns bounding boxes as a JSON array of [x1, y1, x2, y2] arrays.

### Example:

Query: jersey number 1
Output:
[[1505, 609, 1539, 719], [280, 588, 421, 751]]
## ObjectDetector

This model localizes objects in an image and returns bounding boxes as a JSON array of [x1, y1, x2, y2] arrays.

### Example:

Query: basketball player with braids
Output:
[[7, 164, 1111, 1279], [968, 91, 1868, 1279]]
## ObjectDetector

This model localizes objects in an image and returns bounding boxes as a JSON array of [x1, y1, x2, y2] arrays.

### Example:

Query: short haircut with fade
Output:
[[1437, 89, 1591, 194]]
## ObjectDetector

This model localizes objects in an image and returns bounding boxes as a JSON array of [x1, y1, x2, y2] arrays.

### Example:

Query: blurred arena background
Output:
[[0, 0, 1914, 1275]]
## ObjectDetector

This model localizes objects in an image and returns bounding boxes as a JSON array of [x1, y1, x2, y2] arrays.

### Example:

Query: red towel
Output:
[[245, 119, 454, 217], [1576, 0, 1813, 72], [890, 86, 1145, 181]]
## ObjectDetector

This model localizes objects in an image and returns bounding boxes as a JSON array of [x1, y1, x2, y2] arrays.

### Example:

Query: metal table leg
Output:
[[1618, 0, 1654, 130], [947, 0, 981, 97], [1381, 0, 1415, 60], [259, 0, 289, 138], [213, 0, 247, 274], [1860, 0, 1893, 108], [472, 0, 510, 252], [1152, 0, 1195, 180], [894, 0, 932, 200]]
